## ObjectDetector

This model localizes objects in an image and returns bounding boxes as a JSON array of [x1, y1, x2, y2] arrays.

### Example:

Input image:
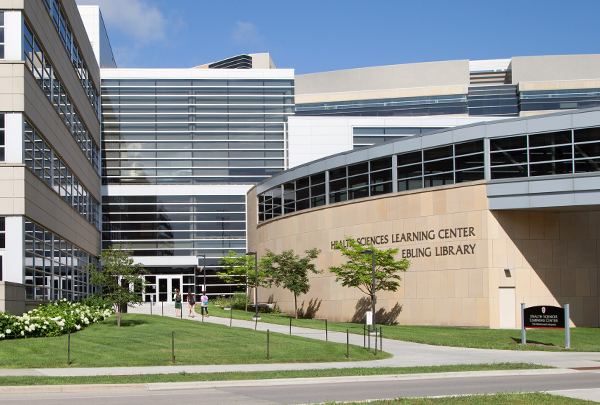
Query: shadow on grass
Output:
[[509, 337, 557, 347], [102, 318, 150, 327]]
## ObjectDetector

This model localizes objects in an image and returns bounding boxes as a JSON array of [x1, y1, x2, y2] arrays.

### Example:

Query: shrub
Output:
[[231, 292, 247, 310], [0, 299, 114, 340]]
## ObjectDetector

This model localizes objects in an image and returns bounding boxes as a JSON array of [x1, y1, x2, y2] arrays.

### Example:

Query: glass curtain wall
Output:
[[101, 76, 294, 299]]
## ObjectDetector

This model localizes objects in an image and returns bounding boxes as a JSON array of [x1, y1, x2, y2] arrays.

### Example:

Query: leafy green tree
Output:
[[218, 250, 269, 312], [329, 237, 409, 298], [260, 248, 322, 319], [88, 245, 145, 327]]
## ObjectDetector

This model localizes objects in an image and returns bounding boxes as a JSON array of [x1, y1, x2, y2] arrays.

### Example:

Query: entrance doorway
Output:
[[153, 276, 183, 303]]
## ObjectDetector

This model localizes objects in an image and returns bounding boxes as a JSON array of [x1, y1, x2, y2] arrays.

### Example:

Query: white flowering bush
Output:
[[0, 299, 114, 339]]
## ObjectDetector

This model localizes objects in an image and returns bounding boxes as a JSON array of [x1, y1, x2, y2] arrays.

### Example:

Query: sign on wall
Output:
[[523, 305, 565, 329], [330, 227, 477, 257]]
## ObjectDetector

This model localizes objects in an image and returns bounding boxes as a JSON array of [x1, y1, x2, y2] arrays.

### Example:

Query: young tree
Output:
[[260, 248, 322, 319], [88, 245, 145, 327], [329, 237, 409, 298], [218, 250, 268, 312]]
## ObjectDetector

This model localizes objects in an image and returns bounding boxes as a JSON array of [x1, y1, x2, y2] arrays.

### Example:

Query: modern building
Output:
[[0, 0, 102, 313], [100, 66, 294, 302], [248, 107, 600, 328], [2, 0, 600, 322]]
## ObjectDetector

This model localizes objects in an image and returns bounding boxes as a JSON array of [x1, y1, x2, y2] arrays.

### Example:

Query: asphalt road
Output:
[[2, 370, 599, 404]]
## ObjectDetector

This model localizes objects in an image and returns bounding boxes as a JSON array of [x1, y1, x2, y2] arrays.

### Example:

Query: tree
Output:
[[329, 237, 409, 298], [218, 250, 268, 312], [260, 248, 322, 319], [88, 245, 145, 327]]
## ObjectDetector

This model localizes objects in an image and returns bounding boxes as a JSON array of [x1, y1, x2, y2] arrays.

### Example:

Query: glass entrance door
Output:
[[148, 275, 185, 303], [158, 278, 168, 302]]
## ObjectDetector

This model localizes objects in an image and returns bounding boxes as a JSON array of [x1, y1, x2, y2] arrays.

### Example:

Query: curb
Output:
[[0, 368, 579, 394]]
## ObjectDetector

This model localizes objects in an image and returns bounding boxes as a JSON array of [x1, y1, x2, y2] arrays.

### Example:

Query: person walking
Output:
[[200, 292, 209, 317], [173, 288, 182, 317], [187, 292, 196, 317]]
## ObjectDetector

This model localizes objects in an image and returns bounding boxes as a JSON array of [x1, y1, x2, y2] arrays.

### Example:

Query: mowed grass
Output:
[[0, 363, 549, 386], [0, 313, 388, 369], [328, 393, 596, 404], [209, 305, 600, 351]]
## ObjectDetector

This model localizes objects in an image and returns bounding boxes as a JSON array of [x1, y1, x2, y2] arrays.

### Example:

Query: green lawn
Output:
[[0, 313, 388, 368], [329, 393, 595, 405], [0, 363, 548, 386], [208, 305, 599, 351]]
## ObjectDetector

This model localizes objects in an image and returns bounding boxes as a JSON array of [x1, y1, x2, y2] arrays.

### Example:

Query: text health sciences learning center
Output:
[[1, 0, 600, 329]]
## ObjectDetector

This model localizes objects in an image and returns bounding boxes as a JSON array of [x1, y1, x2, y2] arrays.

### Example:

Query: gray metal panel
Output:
[[488, 195, 531, 210], [529, 192, 575, 208], [574, 175, 600, 191], [394, 137, 422, 154], [325, 155, 347, 170], [308, 160, 327, 174], [368, 144, 394, 160], [293, 165, 311, 179], [421, 130, 454, 149], [345, 149, 370, 165], [485, 119, 527, 138], [486, 181, 529, 197], [452, 125, 486, 143], [574, 190, 600, 206], [278, 170, 295, 184], [528, 177, 574, 194], [572, 110, 600, 129], [526, 114, 573, 134]]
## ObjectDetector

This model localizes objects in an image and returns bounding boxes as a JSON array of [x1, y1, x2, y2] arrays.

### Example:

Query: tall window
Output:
[[0, 11, 4, 59], [0, 113, 4, 161]]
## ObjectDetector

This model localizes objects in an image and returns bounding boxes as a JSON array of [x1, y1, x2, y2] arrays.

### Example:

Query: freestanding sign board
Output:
[[523, 305, 565, 329]]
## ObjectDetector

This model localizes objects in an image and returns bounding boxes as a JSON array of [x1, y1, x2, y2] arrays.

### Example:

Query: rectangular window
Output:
[[0, 113, 4, 161], [0, 216, 4, 248], [0, 11, 4, 59]]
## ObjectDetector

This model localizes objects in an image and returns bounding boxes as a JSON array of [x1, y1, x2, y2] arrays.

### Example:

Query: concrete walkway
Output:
[[1, 302, 599, 378]]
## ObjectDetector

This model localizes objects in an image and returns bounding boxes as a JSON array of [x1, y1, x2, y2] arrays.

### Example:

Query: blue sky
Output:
[[75, 0, 600, 74]]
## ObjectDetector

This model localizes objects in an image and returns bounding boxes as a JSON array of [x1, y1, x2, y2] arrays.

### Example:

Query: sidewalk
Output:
[[1, 302, 599, 378]]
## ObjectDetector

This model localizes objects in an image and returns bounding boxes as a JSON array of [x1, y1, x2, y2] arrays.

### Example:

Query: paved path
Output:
[[1, 302, 599, 378]]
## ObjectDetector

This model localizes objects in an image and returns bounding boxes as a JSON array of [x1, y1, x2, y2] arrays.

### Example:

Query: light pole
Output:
[[361, 249, 376, 332], [245, 252, 260, 321], [196, 254, 205, 299]]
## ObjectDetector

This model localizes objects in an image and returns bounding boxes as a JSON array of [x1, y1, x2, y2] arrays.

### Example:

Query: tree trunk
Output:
[[245, 285, 248, 312], [117, 310, 122, 327], [294, 294, 298, 319]]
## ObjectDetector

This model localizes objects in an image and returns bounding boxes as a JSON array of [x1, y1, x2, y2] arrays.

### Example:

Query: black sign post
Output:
[[521, 304, 570, 348]]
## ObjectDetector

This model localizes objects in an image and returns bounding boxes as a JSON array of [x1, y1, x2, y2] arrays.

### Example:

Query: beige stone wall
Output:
[[247, 182, 600, 328], [488, 210, 599, 328]]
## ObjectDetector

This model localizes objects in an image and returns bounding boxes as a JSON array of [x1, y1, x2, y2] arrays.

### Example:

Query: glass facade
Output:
[[258, 124, 600, 222], [0, 11, 4, 59], [520, 89, 600, 112], [467, 85, 519, 116], [101, 78, 293, 185], [0, 113, 4, 161], [24, 220, 98, 301], [41, 0, 100, 115], [490, 127, 600, 179], [23, 21, 100, 172], [258, 140, 484, 222], [353, 127, 447, 149], [101, 194, 246, 257], [295, 94, 467, 117], [24, 120, 100, 228], [101, 75, 294, 299]]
